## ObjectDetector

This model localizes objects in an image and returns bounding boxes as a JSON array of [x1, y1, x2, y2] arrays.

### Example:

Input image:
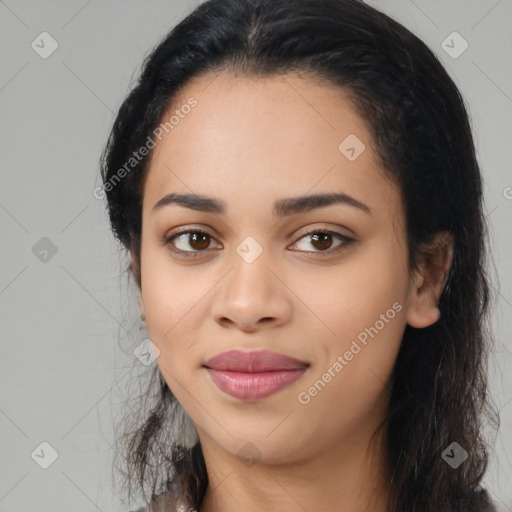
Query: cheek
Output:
[[140, 225, 409, 356], [140, 231, 197, 319], [139, 241, 217, 378], [140, 243, 188, 346], [295, 236, 409, 417], [300, 235, 409, 343]]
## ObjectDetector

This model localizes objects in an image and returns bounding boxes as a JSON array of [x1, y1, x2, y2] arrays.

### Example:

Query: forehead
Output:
[[142, 71, 399, 219]]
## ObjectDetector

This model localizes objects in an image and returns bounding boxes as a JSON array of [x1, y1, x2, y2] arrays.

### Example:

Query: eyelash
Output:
[[163, 227, 355, 259]]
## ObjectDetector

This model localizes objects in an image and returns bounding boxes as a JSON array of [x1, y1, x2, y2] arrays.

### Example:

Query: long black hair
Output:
[[100, 1, 498, 510]]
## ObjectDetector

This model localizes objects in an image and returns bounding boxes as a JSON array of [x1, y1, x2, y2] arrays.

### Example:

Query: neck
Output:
[[198, 425, 390, 512]]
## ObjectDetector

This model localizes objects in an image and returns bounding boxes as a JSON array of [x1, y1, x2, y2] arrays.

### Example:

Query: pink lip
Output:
[[204, 350, 309, 401]]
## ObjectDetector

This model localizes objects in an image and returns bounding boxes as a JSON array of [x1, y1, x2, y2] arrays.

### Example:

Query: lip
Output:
[[204, 349, 309, 372], [204, 349, 309, 401]]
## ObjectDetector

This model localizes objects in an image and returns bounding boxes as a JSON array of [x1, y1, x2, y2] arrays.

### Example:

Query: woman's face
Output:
[[138, 71, 428, 464]]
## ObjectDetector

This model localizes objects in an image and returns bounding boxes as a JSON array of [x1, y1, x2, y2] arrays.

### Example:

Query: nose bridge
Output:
[[212, 234, 291, 329], [228, 233, 275, 305]]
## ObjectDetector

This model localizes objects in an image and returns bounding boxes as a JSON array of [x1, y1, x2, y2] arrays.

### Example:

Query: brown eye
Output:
[[187, 232, 211, 251], [165, 228, 354, 259], [291, 230, 355, 257], [310, 232, 334, 251], [165, 230, 221, 255]]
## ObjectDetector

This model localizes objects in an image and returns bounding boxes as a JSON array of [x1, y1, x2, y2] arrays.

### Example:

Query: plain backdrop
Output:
[[1, 1, 511, 511]]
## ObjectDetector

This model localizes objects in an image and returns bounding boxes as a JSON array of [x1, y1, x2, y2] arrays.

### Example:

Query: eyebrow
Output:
[[152, 192, 372, 217]]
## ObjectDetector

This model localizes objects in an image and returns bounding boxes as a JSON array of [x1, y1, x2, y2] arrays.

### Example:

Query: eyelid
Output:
[[163, 225, 221, 244], [292, 223, 355, 242]]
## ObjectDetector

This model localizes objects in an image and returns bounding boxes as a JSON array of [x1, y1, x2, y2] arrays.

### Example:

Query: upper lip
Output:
[[204, 349, 309, 372]]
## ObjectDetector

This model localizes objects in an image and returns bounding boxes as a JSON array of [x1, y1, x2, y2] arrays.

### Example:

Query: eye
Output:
[[290, 229, 354, 257], [163, 227, 355, 258], [165, 229, 221, 257]]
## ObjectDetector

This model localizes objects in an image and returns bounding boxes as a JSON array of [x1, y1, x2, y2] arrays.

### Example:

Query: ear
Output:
[[406, 231, 453, 328]]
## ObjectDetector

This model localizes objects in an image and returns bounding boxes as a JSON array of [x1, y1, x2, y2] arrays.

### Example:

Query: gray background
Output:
[[1, 1, 511, 511]]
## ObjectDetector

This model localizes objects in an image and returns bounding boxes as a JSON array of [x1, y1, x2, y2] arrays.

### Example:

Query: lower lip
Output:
[[205, 368, 307, 401]]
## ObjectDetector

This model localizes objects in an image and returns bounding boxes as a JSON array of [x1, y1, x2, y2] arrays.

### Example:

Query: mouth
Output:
[[203, 349, 309, 401]]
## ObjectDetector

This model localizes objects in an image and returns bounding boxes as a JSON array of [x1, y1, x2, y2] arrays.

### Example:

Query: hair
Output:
[[99, 0, 499, 510]]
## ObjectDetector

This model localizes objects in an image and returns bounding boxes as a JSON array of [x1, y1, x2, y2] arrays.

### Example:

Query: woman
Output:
[[99, 0, 498, 510]]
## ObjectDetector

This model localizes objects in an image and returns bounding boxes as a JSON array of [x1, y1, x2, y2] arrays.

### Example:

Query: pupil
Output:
[[313, 233, 332, 250], [191, 233, 209, 250]]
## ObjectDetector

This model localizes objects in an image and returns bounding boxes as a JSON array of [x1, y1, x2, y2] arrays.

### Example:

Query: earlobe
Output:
[[406, 298, 441, 328], [405, 232, 453, 329]]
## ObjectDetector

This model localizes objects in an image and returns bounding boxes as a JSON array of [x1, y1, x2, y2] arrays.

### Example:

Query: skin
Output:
[[136, 70, 453, 512]]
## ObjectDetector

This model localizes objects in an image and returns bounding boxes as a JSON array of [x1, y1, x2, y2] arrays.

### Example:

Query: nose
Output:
[[211, 251, 292, 333]]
